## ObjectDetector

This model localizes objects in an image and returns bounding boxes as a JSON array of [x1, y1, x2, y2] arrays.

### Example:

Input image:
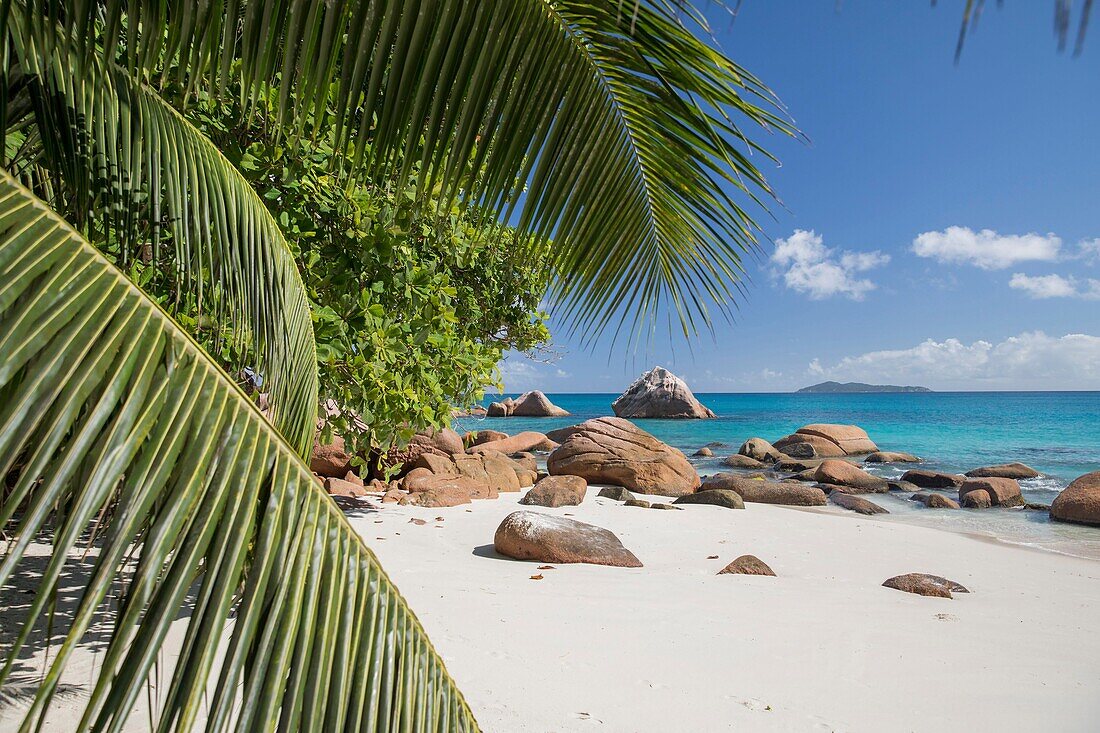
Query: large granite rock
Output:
[[469, 431, 557, 455], [1051, 471, 1100, 526], [901, 469, 965, 490], [520, 475, 587, 507], [672, 489, 745, 510], [739, 437, 782, 463], [958, 477, 1023, 508], [401, 472, 489, 505], [882, 573, 969, 599], [772, 433, 846, 459], [409, 427, 465, 455], [774, 457, 827, 473], [965, 462, 1040, 480], [829, 492, 888, 515], [547, 417, 700, 496], [611, 366, 715, 419], [796, 424, 878, 454], [510, 390, 570, 417], [311, 436, 352, 477], [467, 429, 508, 447], [494, 511, 643, 567], [405, 473, 496, 501], [772, 424, 878, 458], [409, 452, 457, 475], [700, 474, 826, 506], [814, 459, 889, 493], [961, 490, 992, 509]]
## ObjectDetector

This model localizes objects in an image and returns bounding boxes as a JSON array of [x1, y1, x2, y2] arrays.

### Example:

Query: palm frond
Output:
[[6, 9, 319, 453], [0, 170, 478, 732], [29, 0, 796, 342]]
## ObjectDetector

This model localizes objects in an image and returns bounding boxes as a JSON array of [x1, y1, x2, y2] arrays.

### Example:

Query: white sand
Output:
[[351, 489, 1100, 732], [5, 491, 1098, 732]]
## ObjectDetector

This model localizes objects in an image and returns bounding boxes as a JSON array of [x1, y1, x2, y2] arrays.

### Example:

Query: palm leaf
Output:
[[28, 0, 796, 341], [0, 170, 478, 732], [5, 10, 320, 453]]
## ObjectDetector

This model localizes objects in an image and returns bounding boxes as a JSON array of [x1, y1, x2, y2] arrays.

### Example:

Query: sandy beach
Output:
[[352, 488, 1100, 732]]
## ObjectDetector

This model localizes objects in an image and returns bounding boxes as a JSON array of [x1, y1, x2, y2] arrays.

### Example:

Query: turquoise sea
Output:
[[456, 392, 1100, 559]]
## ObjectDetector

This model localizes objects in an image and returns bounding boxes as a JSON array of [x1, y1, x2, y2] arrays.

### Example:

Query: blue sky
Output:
[[499, 1, 1100, 394]]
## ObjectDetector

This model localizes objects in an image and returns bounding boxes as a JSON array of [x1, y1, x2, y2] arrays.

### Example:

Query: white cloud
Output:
[[770, 230, 889, 300], [495, 355, 573, 393], [807, 332, 1100, 390], [1010, 273, 1100, 300], [912, 227, 1061, 270], [1076, 238, 1100, 263]]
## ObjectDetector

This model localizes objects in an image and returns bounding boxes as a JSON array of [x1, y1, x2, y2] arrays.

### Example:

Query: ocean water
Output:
[[456, 392, 1100, 559]]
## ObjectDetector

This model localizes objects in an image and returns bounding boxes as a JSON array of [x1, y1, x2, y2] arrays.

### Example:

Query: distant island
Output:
[[797, 381, 932, 394]]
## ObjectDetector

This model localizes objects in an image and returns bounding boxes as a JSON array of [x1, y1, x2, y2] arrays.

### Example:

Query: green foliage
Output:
[[182, 87, 550, 454]]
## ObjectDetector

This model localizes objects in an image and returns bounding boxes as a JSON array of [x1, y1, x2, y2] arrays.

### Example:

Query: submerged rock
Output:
[[494, 511, 643, 567], [611, 366, 715, 419], [774, 457, 827, 473], [901, 469, 965, 490], [910, 492, 961, 509], [547, 417, 699, 496], [718, 555, 776, 576], [1051, 471, 1100, 526], [721, 454, 765, 470], [965, 462, 1040, 480], [865, 451, 920, 463], [694, 446, 714, 457], [882, 573, 969, 599], [829, 492, 888, 515]]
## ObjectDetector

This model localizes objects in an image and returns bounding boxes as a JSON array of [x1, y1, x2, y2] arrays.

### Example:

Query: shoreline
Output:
[[795, 502, 1100, 562]]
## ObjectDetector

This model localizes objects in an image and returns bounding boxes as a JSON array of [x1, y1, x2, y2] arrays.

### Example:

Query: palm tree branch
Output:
[[6, 10, 320, 453], [21, 0, 796, 341], [0, 170, 478, 733]]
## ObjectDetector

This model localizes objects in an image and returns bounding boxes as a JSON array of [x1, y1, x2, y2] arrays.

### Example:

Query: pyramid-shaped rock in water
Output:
[[612, 366, 715, 419], [510, 390, 570, 417]]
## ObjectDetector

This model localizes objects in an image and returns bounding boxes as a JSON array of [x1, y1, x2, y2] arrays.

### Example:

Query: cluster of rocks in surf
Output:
[[313, 365, 1099, 585]]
